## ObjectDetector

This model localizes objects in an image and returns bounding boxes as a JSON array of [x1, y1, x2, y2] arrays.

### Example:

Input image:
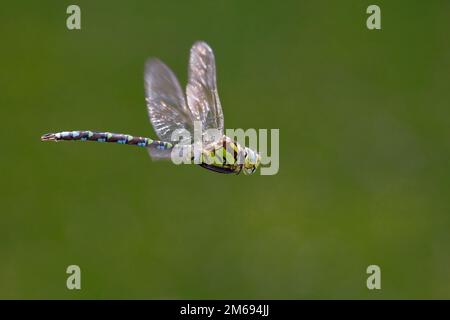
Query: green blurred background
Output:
[[1, 0, 449, 299]]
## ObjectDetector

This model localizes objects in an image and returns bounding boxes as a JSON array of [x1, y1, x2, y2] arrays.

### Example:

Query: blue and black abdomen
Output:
[[41, 130, 172, 150]]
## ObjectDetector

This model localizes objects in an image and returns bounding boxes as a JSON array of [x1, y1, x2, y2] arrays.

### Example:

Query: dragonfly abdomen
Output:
[[41, 130, 173, 149]]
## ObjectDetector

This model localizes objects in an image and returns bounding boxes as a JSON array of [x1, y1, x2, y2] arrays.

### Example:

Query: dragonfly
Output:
[[41, 41, 261, 175]]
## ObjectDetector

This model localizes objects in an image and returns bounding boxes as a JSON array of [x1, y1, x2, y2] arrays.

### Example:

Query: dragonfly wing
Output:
[[147, 142, 193, 162], [186, 41, 224, 144], [146, 144, 172, 160], [145, 59, 194, 143]]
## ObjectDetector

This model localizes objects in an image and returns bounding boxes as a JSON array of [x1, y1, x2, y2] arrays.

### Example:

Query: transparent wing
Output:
[[186, 41, 224, 144], [146, 144, 173, 160], [147, 143, 193, 162], [145, 59, 194, 143]]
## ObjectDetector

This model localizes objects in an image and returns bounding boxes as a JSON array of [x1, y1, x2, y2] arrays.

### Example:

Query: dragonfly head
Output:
[[242, 147, 261, 175]]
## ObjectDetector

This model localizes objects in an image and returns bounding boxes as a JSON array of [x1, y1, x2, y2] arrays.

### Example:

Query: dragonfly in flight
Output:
[[41, 41, 261, 175]]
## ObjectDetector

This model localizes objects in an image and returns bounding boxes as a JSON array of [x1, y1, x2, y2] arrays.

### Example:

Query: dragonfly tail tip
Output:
[[41, 133, 57, 142]]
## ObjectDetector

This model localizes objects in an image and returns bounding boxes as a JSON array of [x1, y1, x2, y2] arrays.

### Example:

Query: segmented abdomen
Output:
[[41, 130, 172, 149]]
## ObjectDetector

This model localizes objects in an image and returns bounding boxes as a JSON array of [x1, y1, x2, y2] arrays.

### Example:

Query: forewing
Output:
[[145, 59, 194, 143], [186, 42, 224, 143]]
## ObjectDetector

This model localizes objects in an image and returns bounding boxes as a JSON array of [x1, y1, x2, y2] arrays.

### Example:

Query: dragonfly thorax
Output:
[[197, 136, 260, 175]]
